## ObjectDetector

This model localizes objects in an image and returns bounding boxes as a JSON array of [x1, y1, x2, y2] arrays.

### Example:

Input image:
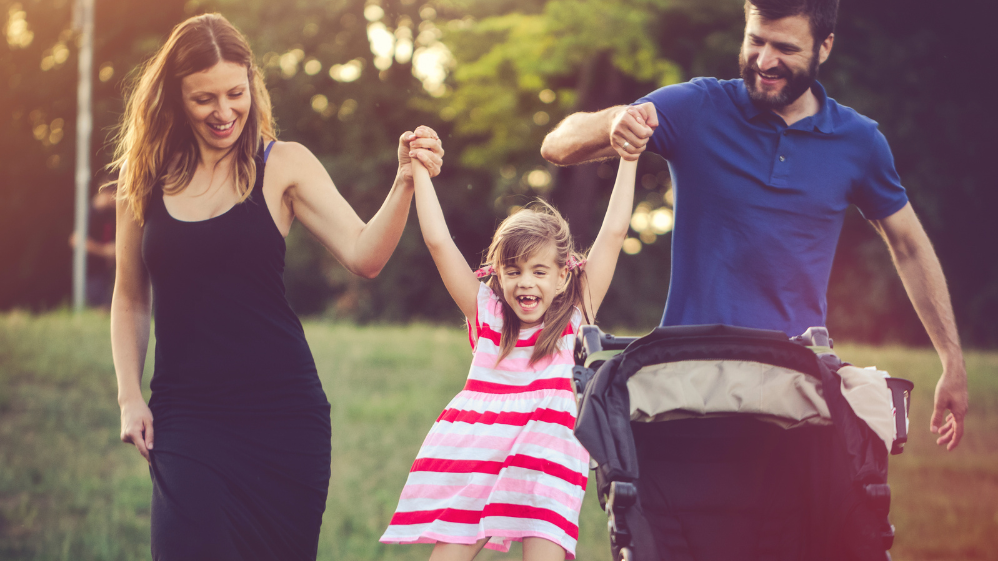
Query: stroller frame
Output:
[[572, 324, 913, 561]]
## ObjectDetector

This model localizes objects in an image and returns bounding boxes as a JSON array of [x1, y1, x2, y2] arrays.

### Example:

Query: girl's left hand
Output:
[[399, 125, 444, 183]]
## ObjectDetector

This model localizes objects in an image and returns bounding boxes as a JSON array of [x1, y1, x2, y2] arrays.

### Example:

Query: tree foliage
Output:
[[1, 0, 993, 346]]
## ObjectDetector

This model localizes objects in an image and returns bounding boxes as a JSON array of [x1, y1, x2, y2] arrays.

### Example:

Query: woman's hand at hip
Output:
[[120, 398, 154, 463]]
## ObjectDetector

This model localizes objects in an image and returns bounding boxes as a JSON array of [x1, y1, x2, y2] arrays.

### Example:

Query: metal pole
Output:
[[72, 0, 94, 312]]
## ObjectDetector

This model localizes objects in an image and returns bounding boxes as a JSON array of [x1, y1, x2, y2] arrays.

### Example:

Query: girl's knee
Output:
[[428, 538, 490, 561], [522, 536, 567, 561]]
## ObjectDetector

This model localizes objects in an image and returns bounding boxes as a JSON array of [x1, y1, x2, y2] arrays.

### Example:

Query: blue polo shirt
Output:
[[636, 78, 908, 336]]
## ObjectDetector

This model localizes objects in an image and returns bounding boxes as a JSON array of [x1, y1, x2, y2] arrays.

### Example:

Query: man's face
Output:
[[739, 10, 830, 111]]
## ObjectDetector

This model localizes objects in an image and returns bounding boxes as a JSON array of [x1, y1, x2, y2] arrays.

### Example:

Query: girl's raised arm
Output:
[[580, 155, 639, 320], [410, 158, 480, 322]]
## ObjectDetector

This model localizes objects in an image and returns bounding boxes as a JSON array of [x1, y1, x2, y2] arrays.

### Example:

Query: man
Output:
[[542, 0, 967, 450]]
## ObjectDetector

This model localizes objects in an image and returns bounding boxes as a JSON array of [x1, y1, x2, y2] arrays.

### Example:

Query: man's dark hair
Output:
[[745, 0, 840, 45]]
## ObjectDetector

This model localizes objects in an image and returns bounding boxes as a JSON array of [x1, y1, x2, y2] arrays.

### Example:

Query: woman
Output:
[[110, 13, 443, 559]]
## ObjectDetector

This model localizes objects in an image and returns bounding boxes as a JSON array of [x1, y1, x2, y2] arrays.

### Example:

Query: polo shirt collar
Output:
[[736, 79, 835, 134], [808, 81, 835, 133]]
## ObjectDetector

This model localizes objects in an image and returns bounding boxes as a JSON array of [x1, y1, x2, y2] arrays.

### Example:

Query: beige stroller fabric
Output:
[[836, 365, 896, 454], [627, 360, 895, 454]]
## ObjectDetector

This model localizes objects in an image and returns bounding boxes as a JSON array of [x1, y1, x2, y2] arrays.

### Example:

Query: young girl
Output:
[[380, 118, 642, 561]]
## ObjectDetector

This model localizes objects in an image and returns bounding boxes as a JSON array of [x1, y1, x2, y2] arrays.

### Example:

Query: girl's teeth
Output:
[[210, 121, 234, 131]]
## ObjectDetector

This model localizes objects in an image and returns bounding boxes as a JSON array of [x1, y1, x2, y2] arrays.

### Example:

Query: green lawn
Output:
[[0, 311, 995, 560]]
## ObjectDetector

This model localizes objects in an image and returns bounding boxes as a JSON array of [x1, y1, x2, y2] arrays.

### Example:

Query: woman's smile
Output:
[[207, 119, 237, 138], [181, 61, 251, 151]]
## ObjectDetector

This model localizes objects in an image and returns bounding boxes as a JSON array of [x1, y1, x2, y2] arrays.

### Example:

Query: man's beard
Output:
[[739, 49, 819, 111]]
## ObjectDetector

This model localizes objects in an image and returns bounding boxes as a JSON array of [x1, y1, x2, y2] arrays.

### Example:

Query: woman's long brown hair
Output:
[[109, 13, 276, 224], [484, 202, 590, 365]]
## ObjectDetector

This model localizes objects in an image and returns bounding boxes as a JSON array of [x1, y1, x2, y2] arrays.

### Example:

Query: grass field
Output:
[[1, 311, 996, 560]]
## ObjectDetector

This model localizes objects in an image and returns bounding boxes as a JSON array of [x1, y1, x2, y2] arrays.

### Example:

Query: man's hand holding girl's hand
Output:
[[399, 125, 445, 183], [611, 103, 657, 161]]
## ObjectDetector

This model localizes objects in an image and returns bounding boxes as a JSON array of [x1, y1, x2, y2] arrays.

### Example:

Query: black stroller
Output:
[[573, 324, 913, 561]]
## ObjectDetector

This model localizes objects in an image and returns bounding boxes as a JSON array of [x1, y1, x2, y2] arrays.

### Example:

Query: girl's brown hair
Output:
[[484, 202, 590, 365], [109, 13, 276, 223]]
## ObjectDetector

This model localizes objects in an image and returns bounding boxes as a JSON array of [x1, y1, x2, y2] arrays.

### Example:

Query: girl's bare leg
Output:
[[429, 538, 490, 561], [522, 537, 566, 561]]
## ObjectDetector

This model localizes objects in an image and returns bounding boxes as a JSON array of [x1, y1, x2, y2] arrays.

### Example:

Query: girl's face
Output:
[[498, 243, 568, 329], [180, 60, 251, 153]]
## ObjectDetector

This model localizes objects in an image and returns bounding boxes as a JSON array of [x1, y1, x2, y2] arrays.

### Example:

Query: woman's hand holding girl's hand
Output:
[[399, 125, 445, 184], [120, 398, 154, 463]]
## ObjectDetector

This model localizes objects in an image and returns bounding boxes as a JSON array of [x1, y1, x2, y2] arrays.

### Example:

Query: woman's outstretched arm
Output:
[[110, 191, 154, 463], [280, 126, 444, 279], [410, 158, 480, 322]]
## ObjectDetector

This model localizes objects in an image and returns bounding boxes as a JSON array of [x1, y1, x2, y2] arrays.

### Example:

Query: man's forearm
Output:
[[874, 205, 964, 367], [541, 106, 624, 165], [874, 204, 967, 449], [892, 240, 964, 368]]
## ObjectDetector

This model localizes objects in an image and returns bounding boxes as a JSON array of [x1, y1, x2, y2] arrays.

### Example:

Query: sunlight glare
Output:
[[412, 42, 453, 97], [650, 208, 674, 234], [630, 209, 650, 233], [395, 37, 414, 64], [526, 169, 552, 190], [310, 94, 329, 113], [364, 5, 384, 22], [6, 5, 33, 48], [623, 238, 642, 255], [98, 62, 114, 82], [303, 59, 322, 76], [280, 49, 304, 78], [338, 99, 358, 121], [368, 22, 395, 70], [329, 59, 363, 82]]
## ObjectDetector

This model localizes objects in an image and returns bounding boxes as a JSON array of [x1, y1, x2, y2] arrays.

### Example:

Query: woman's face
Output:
[[180, 60, 252, 152]]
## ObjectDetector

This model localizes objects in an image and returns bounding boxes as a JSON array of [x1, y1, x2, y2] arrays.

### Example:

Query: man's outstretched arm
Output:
[[541, 104, 658, 165], [871, 202, 969, 450]]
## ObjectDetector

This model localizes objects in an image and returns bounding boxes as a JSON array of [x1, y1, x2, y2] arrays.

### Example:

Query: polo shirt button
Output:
[[779, 155, 786, 162]]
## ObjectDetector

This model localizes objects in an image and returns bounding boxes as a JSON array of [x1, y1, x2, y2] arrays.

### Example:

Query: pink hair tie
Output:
[[566, 256, 586, 271], [474, 264, 496, 278]]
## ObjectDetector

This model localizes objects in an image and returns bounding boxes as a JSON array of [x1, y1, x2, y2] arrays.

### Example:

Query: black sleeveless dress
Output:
[[142, 144, 331, 560]]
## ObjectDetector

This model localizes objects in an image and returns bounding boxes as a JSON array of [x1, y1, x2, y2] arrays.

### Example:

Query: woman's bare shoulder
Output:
[[266, 140, 317, 170], [264, 141, 330, 194]]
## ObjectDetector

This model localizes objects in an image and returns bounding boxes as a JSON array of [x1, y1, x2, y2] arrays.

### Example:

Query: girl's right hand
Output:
[[120, 398, 154, 463], [398, 126, 444, 184], [611, 104, 656, 161]]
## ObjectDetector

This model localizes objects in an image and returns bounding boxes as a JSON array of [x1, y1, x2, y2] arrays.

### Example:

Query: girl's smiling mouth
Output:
[[516, 295, 540, 312]]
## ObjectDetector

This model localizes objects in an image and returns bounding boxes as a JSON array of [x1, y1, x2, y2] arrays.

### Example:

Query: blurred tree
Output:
[[1, 0, 993, 346], [1, 0, 187, 310], [821, 0, 997, 347], [211, 0, 500, 321]]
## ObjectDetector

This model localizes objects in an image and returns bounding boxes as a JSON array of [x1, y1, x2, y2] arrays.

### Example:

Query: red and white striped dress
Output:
[[380, 283, 589, 557]]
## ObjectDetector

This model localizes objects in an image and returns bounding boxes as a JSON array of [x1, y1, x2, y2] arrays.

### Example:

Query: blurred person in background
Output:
[[69, 177, 117, 309], [541, 0, 968, 450], [109, 13, 443, 560]]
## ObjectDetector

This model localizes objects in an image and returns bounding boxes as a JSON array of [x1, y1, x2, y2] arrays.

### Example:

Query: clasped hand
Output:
[[610, 102, 658, 161], [399, 125, 445, 182]]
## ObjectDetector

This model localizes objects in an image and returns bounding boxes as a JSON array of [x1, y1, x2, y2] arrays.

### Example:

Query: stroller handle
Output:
[[574, 325, 637, 365]]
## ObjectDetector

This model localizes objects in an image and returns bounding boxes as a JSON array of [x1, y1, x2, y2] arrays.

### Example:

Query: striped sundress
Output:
[[380, 283, 590, 558]]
